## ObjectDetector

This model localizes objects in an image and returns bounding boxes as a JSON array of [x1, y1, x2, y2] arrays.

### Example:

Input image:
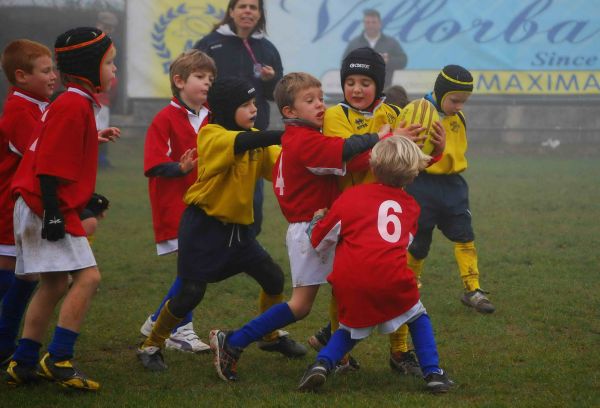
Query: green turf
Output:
[[4, 136, 599, 407]]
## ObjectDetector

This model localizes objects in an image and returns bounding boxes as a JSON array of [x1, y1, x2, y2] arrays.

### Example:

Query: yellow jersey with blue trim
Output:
[[425, 110, 468, 175], [183, 124, 281, 224], [323, 100, 402, 189]]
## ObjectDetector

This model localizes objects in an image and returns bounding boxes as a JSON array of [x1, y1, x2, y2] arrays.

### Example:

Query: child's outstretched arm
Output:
[[233, 130, 283, 154], [98, 126, 121, 143]]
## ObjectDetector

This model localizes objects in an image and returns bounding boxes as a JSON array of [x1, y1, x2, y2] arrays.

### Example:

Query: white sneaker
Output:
[[139, 315, 210, 353], [165, 322, 210, 353]]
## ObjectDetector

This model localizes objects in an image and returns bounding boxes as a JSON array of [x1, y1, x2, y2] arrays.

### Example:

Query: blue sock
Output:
[[152, 276, 193, 330], [47, 326, 79, 361], [0, 278, 38, 352], [317, 329, 358, 370], [408, 313, 441, 376], [12, 338, 42, 367], [228, 303, 296, 349], [0, 269, 15, 300]]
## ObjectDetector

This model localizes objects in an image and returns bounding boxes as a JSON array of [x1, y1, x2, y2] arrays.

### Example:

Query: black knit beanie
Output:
[[208, 77, 256, 130], [55, 27, 112, 92], [433, 65, 473, 108], [341, 47, 386, 101]]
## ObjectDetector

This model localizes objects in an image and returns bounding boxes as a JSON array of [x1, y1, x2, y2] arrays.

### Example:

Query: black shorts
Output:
[[177, 205, 270, 282], [405, 172, 474, 243]]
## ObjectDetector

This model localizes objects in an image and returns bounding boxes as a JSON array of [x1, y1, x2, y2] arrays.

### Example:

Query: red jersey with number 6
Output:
[[310, 183, 421, 328]]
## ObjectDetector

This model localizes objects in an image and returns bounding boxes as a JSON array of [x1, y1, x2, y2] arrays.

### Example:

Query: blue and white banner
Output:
[[127, 0, 600, 97]]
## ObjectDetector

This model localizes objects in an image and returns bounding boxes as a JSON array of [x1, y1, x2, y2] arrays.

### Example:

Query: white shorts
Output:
[[286, 222, 334, 287], [156, 238, 178, 256], [0, 244, 16, 257], [339, 300, 427, 340], [13, 197, 96, 276]]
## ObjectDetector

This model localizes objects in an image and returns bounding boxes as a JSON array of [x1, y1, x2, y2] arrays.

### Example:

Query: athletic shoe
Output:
[[136, 344, 167, 371], [389, 350, 422, 376], [297, 360, 329, 391], [257, 333, 307, 358], [0, 347, 15, 368], [37, 353, 100, 391], [424, 369, 454, 394], [140, 315, 210, 353], [209, 330, 242, 382], [5, 360, 40, 386], [307, 324, 331, 351], [166, 322, 210, 353], [461, 289, 496, 314], [333, 354, 361, 374]]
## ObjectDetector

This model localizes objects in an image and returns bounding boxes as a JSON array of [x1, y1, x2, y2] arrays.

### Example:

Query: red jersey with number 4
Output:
[[12, 85, 99, 237], [0, 88, 49, 245], [272, 123, 345, 223], [144, 99, 209, 243], [310, 183, 421, 328]]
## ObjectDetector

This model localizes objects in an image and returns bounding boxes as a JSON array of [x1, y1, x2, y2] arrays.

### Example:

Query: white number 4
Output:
[[377, 200, 402, 243]]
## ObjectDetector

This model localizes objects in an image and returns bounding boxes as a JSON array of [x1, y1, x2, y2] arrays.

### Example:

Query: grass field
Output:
[[4, 136, 600, 407]]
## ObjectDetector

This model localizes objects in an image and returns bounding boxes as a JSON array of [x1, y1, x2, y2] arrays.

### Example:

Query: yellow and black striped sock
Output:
[[407, 252, 424, 288], [454, 241, 480, 292], [143, 300, 182, 349], [389, 324, 410, 354]]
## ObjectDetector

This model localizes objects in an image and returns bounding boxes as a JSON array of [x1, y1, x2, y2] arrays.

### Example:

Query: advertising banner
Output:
[[127, 0, 600, 97]]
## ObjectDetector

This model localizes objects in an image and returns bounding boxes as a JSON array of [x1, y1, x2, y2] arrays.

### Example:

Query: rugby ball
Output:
[[398, 98, 440, 155]]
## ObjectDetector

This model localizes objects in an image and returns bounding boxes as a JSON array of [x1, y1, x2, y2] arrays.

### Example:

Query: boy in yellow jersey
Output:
[[136, 77, 307, 371], [309, 47, 446, 375], [405, 65, 495, 314]]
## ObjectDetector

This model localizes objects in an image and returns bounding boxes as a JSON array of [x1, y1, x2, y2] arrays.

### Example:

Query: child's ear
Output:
[[281, 105, 296, 119], [173, 74, 185, 90], [14, 69, 27, 85]]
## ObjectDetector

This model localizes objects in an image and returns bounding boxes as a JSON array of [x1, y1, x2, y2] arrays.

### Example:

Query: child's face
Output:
[[440, 91, 470, 116], [343, 74, 376, 111], [176, 69, 215, 109], [18, 55, 56, 99], [283, 86, 325, 127], [235, 98, 258, 129], [100, 46, 117, 93]]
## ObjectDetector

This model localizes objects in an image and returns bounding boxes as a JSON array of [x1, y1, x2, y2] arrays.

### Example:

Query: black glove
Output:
[[39, 175, 65, 241], [85, 193, 110, 217], [42, 207, 65, 241]]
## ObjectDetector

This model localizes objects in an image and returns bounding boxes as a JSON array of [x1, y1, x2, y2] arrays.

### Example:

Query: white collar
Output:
[[216, 24, 265, 40], [67, 87, 100, 107], [13, 90, 49, 113]]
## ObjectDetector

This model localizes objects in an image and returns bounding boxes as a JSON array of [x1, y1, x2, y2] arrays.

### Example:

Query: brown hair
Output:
[[384, 85, 409, 108], [273, 72, 321, 116], [1, 39, 52, 85], [370, 136, 430, 187], [213, 0, 267, 34], [363, 9, 381, 20], [169, 50, 216, 97]]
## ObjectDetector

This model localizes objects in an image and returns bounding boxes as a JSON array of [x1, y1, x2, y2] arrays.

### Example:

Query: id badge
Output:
[[253, 63, 262, 78]]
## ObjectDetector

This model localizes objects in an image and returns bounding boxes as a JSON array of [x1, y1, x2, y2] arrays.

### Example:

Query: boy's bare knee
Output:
[[71, 267, 101, 291], [288, 301, 312, 320]]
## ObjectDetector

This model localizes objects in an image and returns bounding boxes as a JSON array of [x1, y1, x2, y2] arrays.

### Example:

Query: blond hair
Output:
[[169, 50, 216, 97], [370, 136, 431, 187], [274, 72, 321, 116], [1, 39, 52, 85]]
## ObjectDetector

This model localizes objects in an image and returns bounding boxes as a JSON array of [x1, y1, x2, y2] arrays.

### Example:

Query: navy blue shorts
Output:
[[177, 205, 270, 282], [405, 173, 474, 259]]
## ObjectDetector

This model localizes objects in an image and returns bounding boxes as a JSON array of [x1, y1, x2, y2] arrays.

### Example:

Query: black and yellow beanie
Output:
[[55, 27, 112, 92], [341, 47, 386, 99], [433, 65, 473, 107], [208, 76, 256, 130]]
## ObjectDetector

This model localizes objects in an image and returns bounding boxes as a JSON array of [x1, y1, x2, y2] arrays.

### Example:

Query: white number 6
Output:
[[378, 200, 402, 243]]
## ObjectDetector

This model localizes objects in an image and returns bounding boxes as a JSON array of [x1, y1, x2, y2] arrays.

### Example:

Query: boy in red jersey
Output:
[[298, 136, 453, 394], [137, 50, 216, 354], [0, 39, 56, 366], [6, 27, 117, 391], [209, 72, 394, 382]]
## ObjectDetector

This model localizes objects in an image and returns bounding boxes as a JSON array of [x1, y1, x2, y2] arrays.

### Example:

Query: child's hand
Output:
[[429, 121, 446, 157], [179, 148, 198, 173], [393, 121, 426, 147], [377, 124, 392, 139], [260, 65, 276, 81], [313, 208, 328, 218], [98, 127, 121, 143]]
